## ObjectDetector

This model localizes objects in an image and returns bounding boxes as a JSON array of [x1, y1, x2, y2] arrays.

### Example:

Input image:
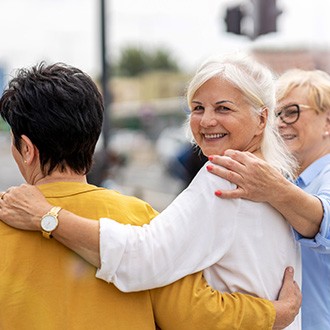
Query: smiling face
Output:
[[189, 77, 266, 157], [277, 86, 330, 172]]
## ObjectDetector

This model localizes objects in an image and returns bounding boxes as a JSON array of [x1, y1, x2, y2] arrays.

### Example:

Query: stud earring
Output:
[[24, 160, 27, 164]]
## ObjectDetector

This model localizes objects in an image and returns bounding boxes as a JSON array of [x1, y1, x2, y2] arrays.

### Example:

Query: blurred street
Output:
[[0, 132, 24, 191], [0, 131, 184, 211], [98, 129, 185, 211]]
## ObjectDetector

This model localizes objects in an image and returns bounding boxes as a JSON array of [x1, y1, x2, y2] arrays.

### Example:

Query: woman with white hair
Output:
[[206, 68, 330, 329], [0, 53, 302, 329], [95, 53, 301, 303]]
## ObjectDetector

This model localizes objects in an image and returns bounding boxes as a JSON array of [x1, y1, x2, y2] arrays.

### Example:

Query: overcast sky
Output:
[[0, 0, 329, 79]]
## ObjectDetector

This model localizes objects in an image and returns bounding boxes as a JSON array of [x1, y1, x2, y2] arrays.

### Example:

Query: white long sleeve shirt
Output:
[[96, 163, 301, 328]]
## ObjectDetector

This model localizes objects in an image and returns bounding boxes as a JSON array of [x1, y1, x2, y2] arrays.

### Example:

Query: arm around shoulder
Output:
[[150, 271, 275, 330], [207, 152, 323, 237], [150, 267, 301, 330]]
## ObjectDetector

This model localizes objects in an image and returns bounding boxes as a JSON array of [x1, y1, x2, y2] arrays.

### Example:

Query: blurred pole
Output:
[[88, 0, 111, 186], [100, 0, 110, 150]]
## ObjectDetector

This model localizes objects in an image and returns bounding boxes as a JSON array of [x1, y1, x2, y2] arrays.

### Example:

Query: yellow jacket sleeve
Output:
[[150, 271, 275, 330]]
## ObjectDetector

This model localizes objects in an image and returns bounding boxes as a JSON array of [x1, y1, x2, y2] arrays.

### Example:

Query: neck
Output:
[[251, 148, 264, 160], [295, 146, 330, 176], [30, 171, 87, 186], [247, 144, 264, 160], [245, 136, 264, 160]]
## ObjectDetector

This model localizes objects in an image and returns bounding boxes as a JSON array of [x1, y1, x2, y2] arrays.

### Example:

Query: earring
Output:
[[324, 131, 330, 137], [24, 160, 27, 164]]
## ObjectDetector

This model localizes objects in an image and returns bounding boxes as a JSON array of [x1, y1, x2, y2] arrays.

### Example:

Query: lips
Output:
[[204, 133, 227, 139], [281, 133, 296, 140]]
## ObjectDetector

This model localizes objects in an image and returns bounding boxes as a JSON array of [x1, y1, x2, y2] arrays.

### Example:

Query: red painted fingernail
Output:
[[215, 190, 222, 197], [206, 165, 213, 171], [208, 155, 214, 161]]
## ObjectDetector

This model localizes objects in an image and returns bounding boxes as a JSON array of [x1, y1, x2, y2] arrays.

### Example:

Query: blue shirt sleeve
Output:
[[294, 193, 330, 253]]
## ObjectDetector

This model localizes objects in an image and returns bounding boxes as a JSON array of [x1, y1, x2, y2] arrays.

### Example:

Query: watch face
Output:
[[41, 215, 58, 231]]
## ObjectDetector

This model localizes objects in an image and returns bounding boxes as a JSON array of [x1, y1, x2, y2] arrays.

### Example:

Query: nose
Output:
[[200, 110, 217, 127], [276, 116, 287, 129]]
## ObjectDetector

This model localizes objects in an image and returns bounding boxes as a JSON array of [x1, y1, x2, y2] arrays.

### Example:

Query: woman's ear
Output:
[[326, 111, 330, 126], [20, 135, 38, 165], [323, 111, 330, 136], [257, 107, 268, 132], [261, 107, 268, 124]]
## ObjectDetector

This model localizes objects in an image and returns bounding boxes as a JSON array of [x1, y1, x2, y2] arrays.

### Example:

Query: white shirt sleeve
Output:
[[96, 163, 239, 292]]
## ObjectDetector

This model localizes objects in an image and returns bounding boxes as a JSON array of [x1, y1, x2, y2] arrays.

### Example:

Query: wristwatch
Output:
[[40, 206, 62, 239]]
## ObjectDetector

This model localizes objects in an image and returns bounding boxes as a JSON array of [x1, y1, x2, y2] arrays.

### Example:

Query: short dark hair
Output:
[[0, 62, 104, 175]]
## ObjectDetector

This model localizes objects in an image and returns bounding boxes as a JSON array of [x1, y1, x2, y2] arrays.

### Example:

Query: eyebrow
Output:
[[280, 103, 295, 107], [191, 100, 235, 105]]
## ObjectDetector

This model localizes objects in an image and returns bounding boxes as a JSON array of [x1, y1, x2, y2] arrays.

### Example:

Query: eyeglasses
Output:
[[275, 104, 314, 125]]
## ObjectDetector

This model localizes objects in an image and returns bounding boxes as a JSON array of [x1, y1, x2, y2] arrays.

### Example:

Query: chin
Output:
[[201, 148, 223, 157], [284, 143, 297, 154]]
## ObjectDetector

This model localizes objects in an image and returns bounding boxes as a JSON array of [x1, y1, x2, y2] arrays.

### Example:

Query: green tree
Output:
[[150, 48, 178, 72], [116, 46, 150, 77], [114, 45, 180, 77]]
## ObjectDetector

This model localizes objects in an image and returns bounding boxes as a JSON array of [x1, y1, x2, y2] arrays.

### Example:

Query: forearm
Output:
[[0, 184, 101, 267], [269, 177, 322, 237], [152, 270, 300, 330], [53, 209, 101, 268], [96, 168, 236, 291], [151, 272, 276, 330], [24, 206, 101, 268], [97, 195, 228, 290]]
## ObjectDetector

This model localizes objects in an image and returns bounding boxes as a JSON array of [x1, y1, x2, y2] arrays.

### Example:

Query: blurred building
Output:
[[0, 65, 5, 93], [108, 45, 330, 134], [108, 71, 190, 138], [252, 47, 330, 74]]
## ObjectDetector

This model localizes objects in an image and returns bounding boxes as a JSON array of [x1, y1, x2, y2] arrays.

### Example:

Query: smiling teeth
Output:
[[204, 133, 226, 139]]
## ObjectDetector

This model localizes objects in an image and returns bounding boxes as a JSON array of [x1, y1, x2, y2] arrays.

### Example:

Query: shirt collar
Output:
[[295, 154, 330, 187], [37, 181, 104, 198]]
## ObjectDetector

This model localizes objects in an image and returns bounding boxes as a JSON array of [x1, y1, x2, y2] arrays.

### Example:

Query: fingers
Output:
[[0, 190, 9, 207], [214, 188, 245, 199], [208, 153, 249, 183], [4, 184, 39, 202], [0, 187, 11, 200], [206, 163, 246, 199], [209, 154, 246, 171], [280, 266, 299, 296], [223, 149, 257, 163], [280, 266, 302, 305], [0, 185, 32, 211], [273, 269, 301, 330], [207, 161, 240, 179], [282, 266, 294, 285], [207, 158, 244, 187]]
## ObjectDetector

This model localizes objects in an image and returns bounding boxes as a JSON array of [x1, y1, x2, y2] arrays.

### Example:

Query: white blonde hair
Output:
[[276, 68, 330, 114], [185, 52, 297, 179]]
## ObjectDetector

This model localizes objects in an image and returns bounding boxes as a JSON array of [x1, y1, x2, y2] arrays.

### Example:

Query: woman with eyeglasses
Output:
[[207, 69, 330, 330]]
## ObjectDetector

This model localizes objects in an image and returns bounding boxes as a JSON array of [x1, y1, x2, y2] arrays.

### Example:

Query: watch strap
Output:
[[42, 230, 53, 239]]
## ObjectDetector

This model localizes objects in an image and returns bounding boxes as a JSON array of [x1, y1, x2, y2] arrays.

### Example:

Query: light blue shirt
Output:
[[294, 154, 330, 330]]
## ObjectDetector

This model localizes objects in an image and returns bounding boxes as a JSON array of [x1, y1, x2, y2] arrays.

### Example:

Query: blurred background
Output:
[[1, 0, 330, 211]]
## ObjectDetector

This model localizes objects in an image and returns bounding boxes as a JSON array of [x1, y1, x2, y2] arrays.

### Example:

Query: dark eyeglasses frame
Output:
[[275, 104, 314, 125]]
